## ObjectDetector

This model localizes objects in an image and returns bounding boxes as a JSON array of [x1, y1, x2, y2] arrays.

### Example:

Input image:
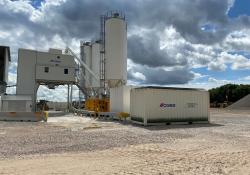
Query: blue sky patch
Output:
[[228, 0, 250, 18], [30, 0, 43, 8]]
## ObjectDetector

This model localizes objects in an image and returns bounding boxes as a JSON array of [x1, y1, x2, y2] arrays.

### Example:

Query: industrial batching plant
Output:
[[0, 11, 128, 121], [81, 12, 128, 112], [81, 12, 127, 94], [0, 44, 99, 121], [0, 11, 209, 124]]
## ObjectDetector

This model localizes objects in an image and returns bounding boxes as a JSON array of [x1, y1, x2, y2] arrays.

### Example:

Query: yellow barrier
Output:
[[118, 112, 130, 120], [43, 111, 48, 122], [0, 112, 48, 122]]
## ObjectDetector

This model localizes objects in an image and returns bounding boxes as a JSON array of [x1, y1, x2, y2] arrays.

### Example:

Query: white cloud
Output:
[[127, 59, 195, 85], [0, 31, 10, 38], [192, 72, 208, 80], [179, 77, 232, 90], [3, 0, 34, 14], [5, 72, 17, 94], [227, 0, 236, 13], [218, 52, 250, 70], [208, 77, 231, 84], [241, 76, 250, 81], [133, 72, 146, 81], [223, 29, 250, 52], [37, 85, 81, 102], [208, 62, 227, 71], [1, 0, 250, 100]]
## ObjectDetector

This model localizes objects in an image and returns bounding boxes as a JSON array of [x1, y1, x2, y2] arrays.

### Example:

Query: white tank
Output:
[[82, 43, 92, 88], [91, 42, 101, 87], [105, 14, 127, 88]]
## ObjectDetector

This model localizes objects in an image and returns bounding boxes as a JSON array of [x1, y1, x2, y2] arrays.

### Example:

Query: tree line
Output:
[[209, 84, 250, 103]]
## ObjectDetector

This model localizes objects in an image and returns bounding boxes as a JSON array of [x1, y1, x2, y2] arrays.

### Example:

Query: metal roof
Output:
[[0, 46, 11, 61], [134, 86, 206, 91]]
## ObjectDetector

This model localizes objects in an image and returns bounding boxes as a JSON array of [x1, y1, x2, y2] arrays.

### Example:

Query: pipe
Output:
[[65, 47, 100, 82]]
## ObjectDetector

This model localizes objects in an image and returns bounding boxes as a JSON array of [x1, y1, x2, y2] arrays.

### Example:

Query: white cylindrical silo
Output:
[[105, 13, 127, 88], [91, 41, 101, 87], [82, 43, 92, 88], [79, 44, 85, 88]]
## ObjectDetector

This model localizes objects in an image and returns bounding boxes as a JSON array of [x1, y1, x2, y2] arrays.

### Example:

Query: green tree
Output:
[[209, 84, 250, 103]]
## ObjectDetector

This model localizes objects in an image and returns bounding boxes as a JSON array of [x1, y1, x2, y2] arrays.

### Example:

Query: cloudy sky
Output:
[[1, 0, 250, 101]]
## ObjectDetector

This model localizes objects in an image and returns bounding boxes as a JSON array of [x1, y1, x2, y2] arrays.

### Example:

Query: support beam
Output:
[[67, 84, 70, 112]]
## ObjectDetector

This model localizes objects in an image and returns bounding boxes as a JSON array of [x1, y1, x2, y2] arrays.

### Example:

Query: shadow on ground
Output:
[[137, 123, 223, 131], [94, 117, 223, 130]]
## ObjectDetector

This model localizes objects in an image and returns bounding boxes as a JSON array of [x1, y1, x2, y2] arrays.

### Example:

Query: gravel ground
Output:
[[0, 115, 193, 159], [0, 109, 250, 174]]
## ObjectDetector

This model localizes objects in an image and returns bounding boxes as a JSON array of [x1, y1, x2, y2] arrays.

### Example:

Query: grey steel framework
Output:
[[100, 15, 106, 90]]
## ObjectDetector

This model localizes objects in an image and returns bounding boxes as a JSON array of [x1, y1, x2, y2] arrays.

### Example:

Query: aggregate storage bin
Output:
[[130, 87, 210, 126]]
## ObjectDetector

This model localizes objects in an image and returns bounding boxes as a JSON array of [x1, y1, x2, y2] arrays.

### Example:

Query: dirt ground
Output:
[[0, 109, 250, 175]]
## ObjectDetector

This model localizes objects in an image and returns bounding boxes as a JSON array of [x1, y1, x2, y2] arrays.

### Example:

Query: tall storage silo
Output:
[[82, 42, 92, 88], [105, 13, 127, 88], [79, 43, 86, 88], [91, 41, 101, 88]]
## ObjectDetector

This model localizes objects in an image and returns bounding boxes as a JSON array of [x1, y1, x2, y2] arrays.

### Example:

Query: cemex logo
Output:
[[160, 103, 176, 108]]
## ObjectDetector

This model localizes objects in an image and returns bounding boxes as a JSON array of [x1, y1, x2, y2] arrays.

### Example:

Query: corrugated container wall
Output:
[[91, 42, 101, 87], [105, 17, 127, 88], [110, 86, 132, 113], [130, 88, 210, 126]]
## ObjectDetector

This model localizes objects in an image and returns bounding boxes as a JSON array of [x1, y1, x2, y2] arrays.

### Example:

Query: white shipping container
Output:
[[130, 87, 210, 126], [110, 86, 132, 113]]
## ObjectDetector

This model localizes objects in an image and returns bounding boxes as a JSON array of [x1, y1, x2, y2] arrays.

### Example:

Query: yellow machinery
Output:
[[85, 98, 110, 112], [117, 112, 130, 120]]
